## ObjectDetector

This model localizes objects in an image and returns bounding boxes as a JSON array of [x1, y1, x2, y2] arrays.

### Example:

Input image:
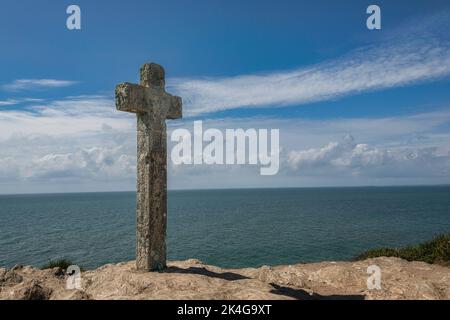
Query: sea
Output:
[[1, 186, 449, 269]]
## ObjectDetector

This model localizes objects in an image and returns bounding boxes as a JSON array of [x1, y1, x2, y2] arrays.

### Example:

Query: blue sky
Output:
[[1, 0, 450, 193]]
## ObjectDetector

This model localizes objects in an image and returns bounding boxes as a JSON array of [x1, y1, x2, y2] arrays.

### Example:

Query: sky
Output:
[[1, 0, 450, 193]]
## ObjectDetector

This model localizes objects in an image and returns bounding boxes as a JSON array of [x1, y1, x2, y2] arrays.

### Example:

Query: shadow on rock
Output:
[[164, 266, 250, 281], [269, 283, 365, 300]]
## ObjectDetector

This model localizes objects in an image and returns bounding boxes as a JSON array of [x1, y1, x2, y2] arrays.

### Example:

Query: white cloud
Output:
[[0, 99, 19, 106], [169, 17, 450, 116], [2, 79, 77, 91], [0, 98, 45, 107], [0, 95, 138, 193], [24, 147, 136, 181], [1, 103, 450, 192], [1, 91, 450, 193], [1, 11, 450, 192], [164, 113, 450, 188], [0, 95, 133, 140], [287, 135, 450, 178]]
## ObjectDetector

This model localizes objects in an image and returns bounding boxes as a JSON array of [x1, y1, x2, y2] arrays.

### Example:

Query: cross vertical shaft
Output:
[[136, 112, 167, 270], [115, 62, 182, 271]]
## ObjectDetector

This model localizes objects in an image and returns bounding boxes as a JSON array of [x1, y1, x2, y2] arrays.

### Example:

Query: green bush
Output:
[[354, 234, 450, 265], [41, 259, 75, 270]]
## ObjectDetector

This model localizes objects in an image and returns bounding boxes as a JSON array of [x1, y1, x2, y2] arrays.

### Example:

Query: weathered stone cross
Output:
[[115, 63, 182, 271]]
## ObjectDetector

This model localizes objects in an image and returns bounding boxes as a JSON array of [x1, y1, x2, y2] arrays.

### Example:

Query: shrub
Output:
[[354, 234, 450, 265], [41, 259, 75, 270]]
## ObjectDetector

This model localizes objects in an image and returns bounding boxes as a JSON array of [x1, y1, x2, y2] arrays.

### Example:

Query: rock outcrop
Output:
[[1, 257, 449, 300]]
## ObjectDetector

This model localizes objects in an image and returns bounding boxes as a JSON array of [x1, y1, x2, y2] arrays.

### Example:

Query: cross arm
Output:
[[115, 82, 147, 114], [116, 82, 182, 119], [166, 95, 182, 119]]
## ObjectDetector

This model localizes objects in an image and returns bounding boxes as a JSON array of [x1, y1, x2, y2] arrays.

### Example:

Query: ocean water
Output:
[[1, 186, 450, 269]]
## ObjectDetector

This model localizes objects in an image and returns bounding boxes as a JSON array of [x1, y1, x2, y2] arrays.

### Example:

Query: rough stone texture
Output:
[[1, 257, 449, 300], [115, 63, 182, 271]]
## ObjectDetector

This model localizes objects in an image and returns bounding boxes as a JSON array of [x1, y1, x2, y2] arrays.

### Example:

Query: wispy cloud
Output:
[[0, 98, 44, 107], [170, 15, 450, 116], [0, 99, 19, 106], [0, 95, 130, 140], [2, 79, 78, 91]]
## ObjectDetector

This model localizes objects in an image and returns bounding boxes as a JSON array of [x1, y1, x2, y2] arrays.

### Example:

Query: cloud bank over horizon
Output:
[[1, 92, 450, 193]]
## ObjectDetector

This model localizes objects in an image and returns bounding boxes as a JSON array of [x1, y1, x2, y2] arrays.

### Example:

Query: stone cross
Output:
[[115, 63, 182, 271]]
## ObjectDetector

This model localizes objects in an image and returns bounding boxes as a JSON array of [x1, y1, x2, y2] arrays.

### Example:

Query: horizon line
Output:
[[1, 183, 450, 196]]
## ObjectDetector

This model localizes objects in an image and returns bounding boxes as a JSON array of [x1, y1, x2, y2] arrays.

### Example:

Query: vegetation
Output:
[[354, 234, 450, 265], [41, 259, 84, 271]]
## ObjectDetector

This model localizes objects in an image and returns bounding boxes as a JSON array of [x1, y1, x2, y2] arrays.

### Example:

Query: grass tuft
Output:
[[41, 259, 76, 270], [354, 234, 450, 265]]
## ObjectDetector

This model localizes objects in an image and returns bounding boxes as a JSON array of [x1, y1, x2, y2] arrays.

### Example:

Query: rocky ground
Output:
[[1, 257, 449, 300]]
